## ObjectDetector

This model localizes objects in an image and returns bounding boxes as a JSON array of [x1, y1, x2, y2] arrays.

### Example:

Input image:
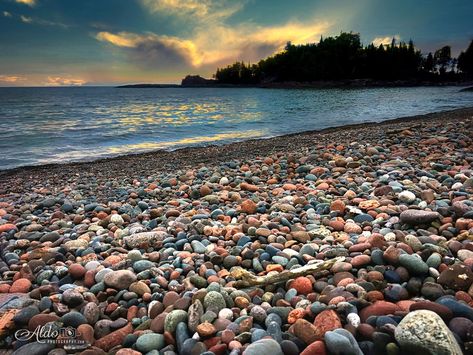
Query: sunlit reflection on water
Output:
[[0, 86, 472, 169]]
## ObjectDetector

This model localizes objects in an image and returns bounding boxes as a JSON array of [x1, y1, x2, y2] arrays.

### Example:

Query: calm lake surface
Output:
[[0, 86, 472, 170]]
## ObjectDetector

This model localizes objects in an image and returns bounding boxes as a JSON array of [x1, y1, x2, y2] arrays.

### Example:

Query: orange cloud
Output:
[[95, 32, 138, 48], [201, 21, 330, 66], [96, 31, 203, 67], [0, 75, 27, 83], [95, 20, 331, 71], [46, 76, 86, 86], [15, 0, 36, 7]]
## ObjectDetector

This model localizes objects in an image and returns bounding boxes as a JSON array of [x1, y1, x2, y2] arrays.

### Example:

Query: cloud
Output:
[[372, 35, 401, 47], [19, 14, 68, 27], [15, 0, 36, 6], [95, 20, 330, 71], [142, 0, 212, 16], [0, 75, 26, 83], [196, 21, 331, 68], [3, 11, 12, 17], [46, 76, 86, 86], [96, 32, 139, 48], [140, 0, 243, 21], [98, 0, 331, 77], [20, 15, 32, 23], [96, 31, 203, 68]]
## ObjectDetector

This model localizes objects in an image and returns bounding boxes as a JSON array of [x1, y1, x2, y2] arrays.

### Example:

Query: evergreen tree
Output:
[[434, 46, 451, 75], [458, 39, 473, 76], [423, 52, 434, 72]]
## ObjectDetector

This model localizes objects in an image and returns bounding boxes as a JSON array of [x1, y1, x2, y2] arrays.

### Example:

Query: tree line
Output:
[[214, 32, 473, 84]]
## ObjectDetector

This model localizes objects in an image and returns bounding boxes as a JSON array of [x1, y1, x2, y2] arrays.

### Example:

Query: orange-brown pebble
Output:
[[337, 278, 355, 287], [235, 296, 250, 309], [240, 199, 257, 214], [291, 319, 319, 344], [291, 276, 312, 295], [266, 264, 284, 273], [359, 301, 400, 322], [344, 222, 362, 234], [209, 344, 227, 355], [116, 349, 142, 355], [240, 182, 259, 192], [366, 271, 384, 282], [9, 278, 31, 293], [288, 308, 306, 324], [396, 300, 416, 312], [229, 340, 242, 351], [77, 324, 95, 345], [366, 291, 384, 302], [283, 183, 297, 191], [300, 340, 326, 355], [456, 291, 472, 303], [329, 219, 345, 231], [68, 264, 86, 279], [330, 199, 346, 213], [197, 322, 217, 337], [93, 323, 133, 352], [200, 184, 212, 196], [313, 309, 342, 338], [351, 254, 371, 268], [0, 224, 17, 233], [328, 296, 346, 305]]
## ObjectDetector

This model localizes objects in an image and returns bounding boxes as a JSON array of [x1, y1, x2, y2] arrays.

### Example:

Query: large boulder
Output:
[[394, 310, 462, 355]]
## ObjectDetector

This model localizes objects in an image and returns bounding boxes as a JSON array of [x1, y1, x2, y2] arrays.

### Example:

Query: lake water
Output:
[[0, 86, 472, 170]]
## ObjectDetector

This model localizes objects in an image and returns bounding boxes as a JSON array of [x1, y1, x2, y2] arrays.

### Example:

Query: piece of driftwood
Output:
[[231, 256, 345, 288]]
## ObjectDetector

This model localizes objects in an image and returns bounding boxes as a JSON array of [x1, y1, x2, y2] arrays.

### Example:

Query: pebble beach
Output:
[[1, 107, 473, 355]]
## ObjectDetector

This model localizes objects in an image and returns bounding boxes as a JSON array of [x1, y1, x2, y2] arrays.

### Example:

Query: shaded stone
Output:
[[394, 310, 462, 355], [400, 210, 440, 225], [243, 339, 284, 355], [437, 263, 473, 291], [103, 270, 137, 289]]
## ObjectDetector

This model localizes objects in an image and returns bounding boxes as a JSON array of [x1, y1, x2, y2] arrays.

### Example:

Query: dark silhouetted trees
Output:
[[423, 52, 434, 73], [458, 39, 473, 77], [214, 62, 261, 84], [434, 46, 452, 74], [214, 32, 472, 84]]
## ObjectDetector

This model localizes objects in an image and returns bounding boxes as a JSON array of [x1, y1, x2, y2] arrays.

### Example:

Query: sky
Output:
[[1, 0, 472, 86]]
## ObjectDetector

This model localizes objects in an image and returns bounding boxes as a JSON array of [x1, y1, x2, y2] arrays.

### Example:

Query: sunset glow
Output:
[[1, 0, 472, 86]]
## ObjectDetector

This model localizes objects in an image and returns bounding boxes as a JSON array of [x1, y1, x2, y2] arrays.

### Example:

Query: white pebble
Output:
[[398, 190, 416, 203], [218, 308, 233, 320], [429, 267, 440, 278], [110, 214, 124, 224], [347, 313, 360, 327]]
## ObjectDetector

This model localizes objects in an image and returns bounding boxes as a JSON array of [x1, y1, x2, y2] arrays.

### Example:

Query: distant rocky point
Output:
[[117, 77, 473, 89], [181, 75, 217, 87], [116, 76, 218, 88], [117, 83, 180, 88]]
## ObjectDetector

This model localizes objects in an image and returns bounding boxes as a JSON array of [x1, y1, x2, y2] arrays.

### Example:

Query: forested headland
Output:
[[212, 32, 473, 86]]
